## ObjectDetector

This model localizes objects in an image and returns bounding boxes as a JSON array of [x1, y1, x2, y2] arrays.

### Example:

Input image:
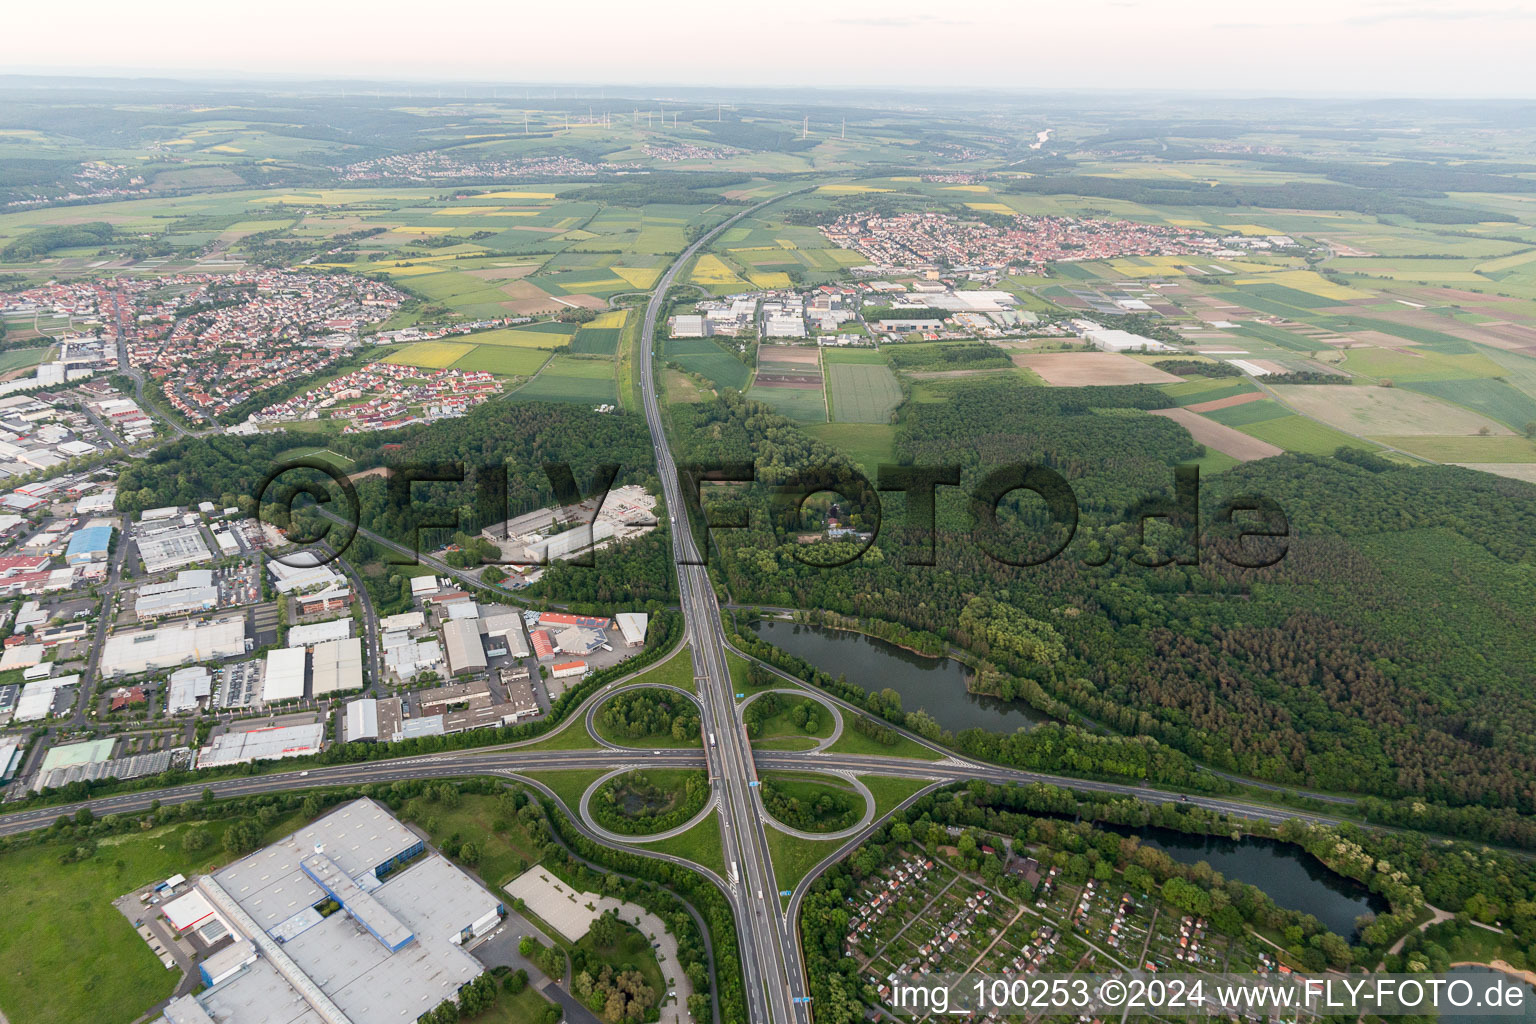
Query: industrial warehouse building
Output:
[[262, 647, 307, 702], [135, 569, 217, 620], [166, 666, 213, 714], [522, 520, 616, 564], [288, 618, 353, 649], [196, 722, 324, 769], [615, 611, 649, 647], [442, 618, 487, 676], [312, 637, 364, 696], [101, 617, 247, 677], [64, 523, 113, 565], [136, 522, 213, 574], [154, 799, 503, 1024]]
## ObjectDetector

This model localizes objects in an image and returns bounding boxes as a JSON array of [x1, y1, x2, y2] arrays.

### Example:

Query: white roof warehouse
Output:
[[153, 798, 503, 1024]]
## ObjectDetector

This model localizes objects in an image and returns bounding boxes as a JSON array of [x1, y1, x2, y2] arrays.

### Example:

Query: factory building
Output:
[[137, 523, 213, 574], [65, 523, 114, 565], [442, 618, 487, 677], [135, 569, 218, 620], [101, 617, 247, 677], [196, 722, 324, 769], [288, 618, 352, 649], [312, 637, 364, 696], [262, 647, 307, 702], [615, 611, 649, 647], [166, 666, 213, 714], [154, 799, 503, 1024]]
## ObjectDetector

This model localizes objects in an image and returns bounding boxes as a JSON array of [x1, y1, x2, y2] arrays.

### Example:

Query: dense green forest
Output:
[[676, 380, 1536, 819]]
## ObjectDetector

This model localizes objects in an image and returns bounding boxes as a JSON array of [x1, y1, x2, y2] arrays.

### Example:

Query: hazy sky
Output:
[[4, 0, 1534, 98]]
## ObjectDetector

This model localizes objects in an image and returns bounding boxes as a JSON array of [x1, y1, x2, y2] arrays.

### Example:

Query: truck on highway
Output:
[[708, 732, 716, 746], [729, 861, 739, 885]]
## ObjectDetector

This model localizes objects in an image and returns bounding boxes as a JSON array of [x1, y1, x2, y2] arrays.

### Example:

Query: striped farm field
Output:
[[384, 341, 475, 369], [828, 363, 902, 423]]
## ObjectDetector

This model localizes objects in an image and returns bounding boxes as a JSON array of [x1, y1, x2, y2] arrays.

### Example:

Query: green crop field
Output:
[[671, 344, 752, 390], [0, 347, 49, 372], [1373, 434, 1536, 462], [569, 326, 620, 354], [747, 385, 827, 422], [1338, 346, 1506, 382], [1203, 397, 1290, 427], [510, 354, 618, 404], [827, 363, 902, 423], [1401, 378, 1536, 431], [1239, 414, 1379, 454], [450, 346, 551, 376]]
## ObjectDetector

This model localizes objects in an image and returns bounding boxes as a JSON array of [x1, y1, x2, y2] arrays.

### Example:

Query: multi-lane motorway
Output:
[[636, 193, 810, 1024]]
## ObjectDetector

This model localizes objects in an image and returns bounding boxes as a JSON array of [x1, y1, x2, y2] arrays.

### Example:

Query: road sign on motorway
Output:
[[749, 780, 760, 787], [779, 889, 791, 896]]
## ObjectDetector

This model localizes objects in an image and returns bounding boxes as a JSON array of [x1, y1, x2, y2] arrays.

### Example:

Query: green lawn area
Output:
[[630, 807, 728, 879], [859, 774, 940, 820], [749, 694, 834, 752], [509, 719, 601, 752], [521, 769, 611, 819], [463, 983, 558, 1024], [766, 828, 843, 906], [803, 422, 897, 482], [825, 721, 944, 761], [623, 646, 697, 694]]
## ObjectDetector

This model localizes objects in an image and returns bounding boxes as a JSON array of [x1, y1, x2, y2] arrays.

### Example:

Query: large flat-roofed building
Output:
[[166, 666, 213, 714], [267, 554, 344, 595], [481, 611, 529, 657], [154, 798, 502, 1024], [523, 520, 615, 564], [344, 697, 380, 742], [416, 678, 492, 715], [263, 647, 307, 702], [615, 611, 649, 647], [312, 637, 363, 696], [137, 523, 213, 574], [442, 618, 487, 677], [288, 618, 352, 649], [197, 721, 323, 768], [101, 617, 247, 676], [135, 569, 218, 619], [65, 523, 113, 565]]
